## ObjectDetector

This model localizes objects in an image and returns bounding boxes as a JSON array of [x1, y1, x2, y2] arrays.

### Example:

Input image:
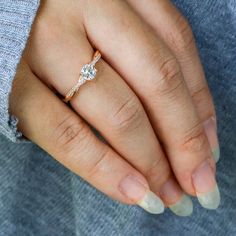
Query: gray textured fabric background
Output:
[[0, 0, 236, 235]]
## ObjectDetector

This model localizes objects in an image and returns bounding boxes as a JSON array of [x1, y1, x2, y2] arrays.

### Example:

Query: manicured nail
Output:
[[192, 159, 220, 209], [159, 179, 193, 216], [119, 175, 165, 214], [204, 117, 220, 162], [169, 194, 193, 217]]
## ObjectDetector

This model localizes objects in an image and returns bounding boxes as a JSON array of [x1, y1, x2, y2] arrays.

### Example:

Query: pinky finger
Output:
[[9, 61, 165, 214]]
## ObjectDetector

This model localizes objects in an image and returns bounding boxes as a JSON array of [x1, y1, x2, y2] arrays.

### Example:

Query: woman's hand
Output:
[[10, 0, 220, 216]]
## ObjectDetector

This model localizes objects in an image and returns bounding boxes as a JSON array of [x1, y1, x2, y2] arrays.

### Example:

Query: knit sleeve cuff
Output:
[[0, 0, 40, 142]]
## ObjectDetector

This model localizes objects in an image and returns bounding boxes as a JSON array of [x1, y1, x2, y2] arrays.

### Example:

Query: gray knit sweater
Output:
[[0, 0, 39, 142]]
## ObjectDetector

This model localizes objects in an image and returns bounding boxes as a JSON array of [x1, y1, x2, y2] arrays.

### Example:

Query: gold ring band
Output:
[[63, 50, 101, 103]]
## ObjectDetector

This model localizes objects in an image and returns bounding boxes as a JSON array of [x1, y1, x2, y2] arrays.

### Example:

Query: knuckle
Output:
[[145, 157, 170, 186], [169, 14, 195, 52], [86, 148, 111, 180], [191, 86, 215, 120], [180, 123, 207, 153], [191, 86, 211, 106], [145, 157, 166, 178], [35, 15, 51, 36], [176, 168, 193, 190], [53, 116, 90, 153], [152, 57, 183, 96], [145, 157, 162, 178], [109, 96, 144, 131]]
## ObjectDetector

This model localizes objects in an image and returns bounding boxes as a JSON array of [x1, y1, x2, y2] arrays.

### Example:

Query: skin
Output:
[[10, 0, 217, 209]]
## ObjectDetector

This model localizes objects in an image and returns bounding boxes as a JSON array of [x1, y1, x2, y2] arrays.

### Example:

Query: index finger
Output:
[[10, 61, 165, 214]]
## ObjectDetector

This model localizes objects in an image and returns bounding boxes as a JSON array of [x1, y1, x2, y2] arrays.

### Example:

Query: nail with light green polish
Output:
[[212, 147, 220, 163], [197, 185, 220, 209], [119, 175, 165, 214], [137, 190, 165, 214], [204, 117, 220, 163], [192, 159, 221, 210], [169, 194, 193, 217]]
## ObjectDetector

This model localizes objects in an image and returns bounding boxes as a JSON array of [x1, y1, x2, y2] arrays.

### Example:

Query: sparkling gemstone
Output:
[[81, 64, 97, 81]]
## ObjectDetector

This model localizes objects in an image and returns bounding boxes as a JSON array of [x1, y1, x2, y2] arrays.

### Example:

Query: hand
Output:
[[10, 0, 220, 216]]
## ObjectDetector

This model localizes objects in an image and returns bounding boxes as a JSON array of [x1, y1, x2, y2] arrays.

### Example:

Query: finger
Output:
[[24, 20, 193, 216], [10, 61, 165, 214], [127, 0, 220, 162], [82, 0, 220, 209]]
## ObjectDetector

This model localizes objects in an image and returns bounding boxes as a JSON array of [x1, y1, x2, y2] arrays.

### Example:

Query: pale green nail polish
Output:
[[197, 185, 220, 209], [119, 175, 165, 214], [204, 117, 220, 163], [212, 147, 220, 163], [137, 190, 165, 214], [169, 194, 193, 217], [192, 159, 221, 210]]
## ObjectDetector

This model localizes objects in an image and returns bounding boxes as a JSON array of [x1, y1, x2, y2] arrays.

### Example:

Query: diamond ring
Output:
[[63, 50, 101, 103]]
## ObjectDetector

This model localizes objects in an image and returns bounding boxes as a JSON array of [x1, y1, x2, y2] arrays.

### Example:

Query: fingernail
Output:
[[204, 117, 220, 162], [169, 194, 193, 217], [192, 159, 220, 209], [160, 179, 193, 216], [119, 175, 165, 214]]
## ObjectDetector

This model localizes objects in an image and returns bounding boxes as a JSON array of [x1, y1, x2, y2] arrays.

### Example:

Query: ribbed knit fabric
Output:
[[0, 0, 39, 142]]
